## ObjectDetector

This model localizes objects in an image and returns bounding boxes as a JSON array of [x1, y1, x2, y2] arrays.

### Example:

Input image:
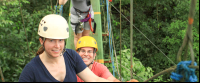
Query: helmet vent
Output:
[[66, 27, 69, 32], [43, 27, 48, 31], [78, 41, 81, 44], [40, 23, 42, 26]]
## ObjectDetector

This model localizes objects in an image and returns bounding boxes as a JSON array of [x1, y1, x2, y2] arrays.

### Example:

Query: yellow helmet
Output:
[[38, 14, 69, 39], [76, 36, 98, 52]]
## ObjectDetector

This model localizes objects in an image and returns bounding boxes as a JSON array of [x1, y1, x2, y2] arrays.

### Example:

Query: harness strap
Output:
[[89, 18, 96, 34], [87, 60, 94, 67], [73, 5, 96, 34], [80, 14, 91, 22], [74, 7, 90, 14], [71, 22, 83, 35]]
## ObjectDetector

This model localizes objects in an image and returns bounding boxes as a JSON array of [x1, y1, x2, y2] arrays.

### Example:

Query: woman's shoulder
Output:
[[63, 49, 79, 57], [25, 56, 40, 68], [64, 49, 77, 54]]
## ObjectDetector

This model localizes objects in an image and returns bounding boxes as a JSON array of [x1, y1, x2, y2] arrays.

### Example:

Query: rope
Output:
[[109, 3, 176, 66], [59, 5, 63, 16], [130, 0, 134, 79], [170, 61, 197, 82], [119, 0, 122, 81], [106, 0, 115, 77], [176, 0, 197, 65], [171, 0, 198, 82], [54, 0, 63, 16], [100, 0, 105, 5], [54, 5, 63, 16], [108, 1, 198, 82], [55, 0, 58, 14]]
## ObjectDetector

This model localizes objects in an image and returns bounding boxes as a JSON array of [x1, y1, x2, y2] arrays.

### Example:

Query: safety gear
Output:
[[76, 36, 98, 52], [72, 6, 96, 35], [71, 14, 84, 35], [38, 14, 69, 39]]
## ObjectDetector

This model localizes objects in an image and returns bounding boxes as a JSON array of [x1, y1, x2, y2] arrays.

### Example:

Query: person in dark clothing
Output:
[[18, 14, 111, 82]]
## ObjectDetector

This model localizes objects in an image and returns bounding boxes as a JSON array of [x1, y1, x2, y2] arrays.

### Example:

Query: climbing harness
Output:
[[170, 61, 197, 82], [72, 5, 96, 35]]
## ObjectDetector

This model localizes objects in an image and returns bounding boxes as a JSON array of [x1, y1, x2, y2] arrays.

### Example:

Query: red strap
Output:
[[88, 14, 94, 33]]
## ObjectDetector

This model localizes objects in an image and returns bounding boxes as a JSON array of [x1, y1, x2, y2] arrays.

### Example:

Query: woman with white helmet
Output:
[[18, 14, 110, 82]]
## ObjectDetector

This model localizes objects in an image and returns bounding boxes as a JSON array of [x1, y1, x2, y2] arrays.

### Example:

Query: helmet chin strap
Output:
[[87, 51, 96, 67], [42, 38, 46, 51], [42, 38, 51, 58], [61, 41, 66, 56], [87, 60, 94, 67]]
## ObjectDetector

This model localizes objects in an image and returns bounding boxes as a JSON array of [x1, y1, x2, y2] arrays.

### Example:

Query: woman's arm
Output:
[[107, 75, 121, 82], [59, 0, 68, 5], [77, 67, 112, 82]]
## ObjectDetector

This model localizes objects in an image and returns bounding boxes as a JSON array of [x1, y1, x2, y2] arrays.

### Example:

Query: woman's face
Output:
[[78, 47, 96, 66], [40, 38, 65, 58]]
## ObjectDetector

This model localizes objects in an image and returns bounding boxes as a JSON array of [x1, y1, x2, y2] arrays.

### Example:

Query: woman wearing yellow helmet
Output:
[[18, 14, 111, 82]]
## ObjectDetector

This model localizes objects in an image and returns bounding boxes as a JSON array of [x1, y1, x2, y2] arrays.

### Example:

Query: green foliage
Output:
[[105, 49, 156, 82], [102, 0, 199, 82], [0, 0, 199, 82], [0, 0, 54, 82]]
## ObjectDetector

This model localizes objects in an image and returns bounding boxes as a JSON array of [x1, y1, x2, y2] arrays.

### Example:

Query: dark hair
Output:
[[36, 36, 44, 56], [35, 36, 66, 56], [77, 48, 97, 54]]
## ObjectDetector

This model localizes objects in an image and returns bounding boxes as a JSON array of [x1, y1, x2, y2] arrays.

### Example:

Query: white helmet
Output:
[[38, 14, 69, 39]]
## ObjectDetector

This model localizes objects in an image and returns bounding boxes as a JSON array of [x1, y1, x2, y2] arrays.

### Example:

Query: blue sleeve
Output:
[[18, 64, 34, 82], [67, 49, 87, 74]]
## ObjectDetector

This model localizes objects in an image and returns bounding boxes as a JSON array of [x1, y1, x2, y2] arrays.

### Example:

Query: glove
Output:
[[127, 79, 139, 82]]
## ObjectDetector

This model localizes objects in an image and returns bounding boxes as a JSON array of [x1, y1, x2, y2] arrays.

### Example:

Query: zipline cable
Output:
[[130, 0, 133, 79], [119, 0, 122, 81], [109, 2, 176, 66]]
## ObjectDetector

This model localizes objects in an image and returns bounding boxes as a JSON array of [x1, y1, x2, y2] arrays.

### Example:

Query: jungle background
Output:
[[0, 0, 199, 82]]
